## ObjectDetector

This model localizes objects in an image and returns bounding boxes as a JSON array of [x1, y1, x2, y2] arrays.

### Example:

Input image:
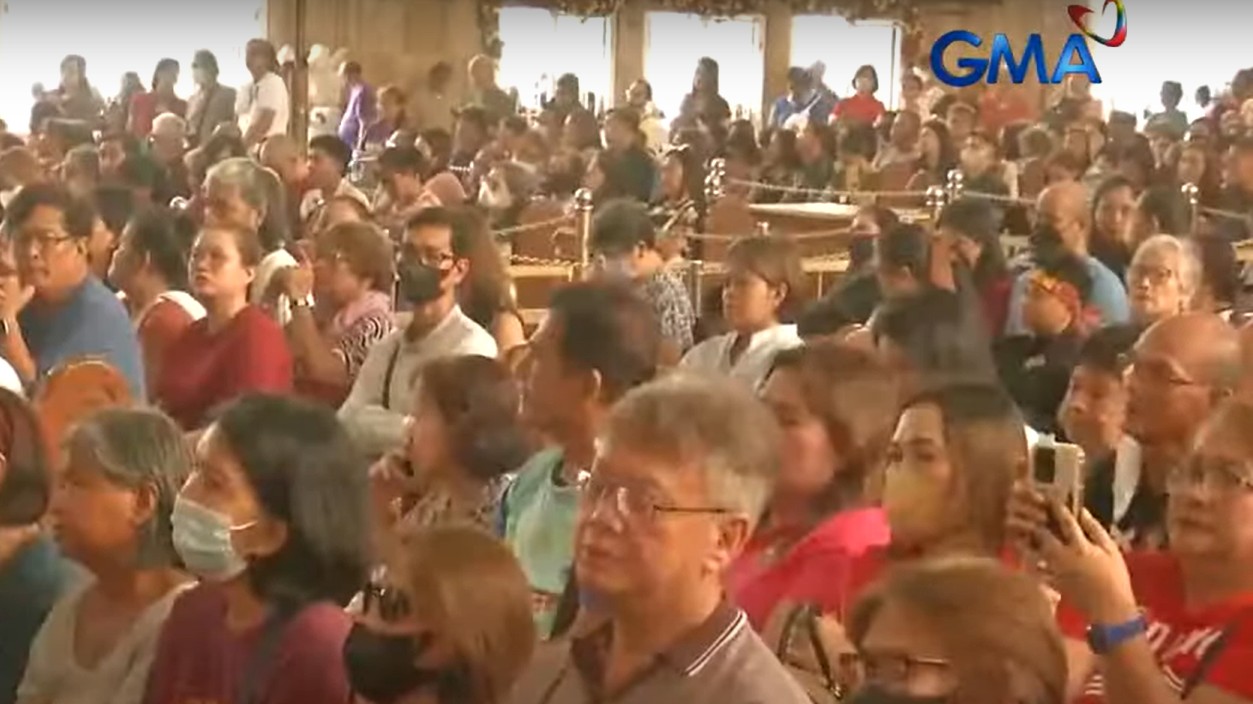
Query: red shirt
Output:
[[1058, 552, 1253, 702], [727, 508, 890, 630], [979, 92, 1035, 136], [156, 305, 293, 429], [143, 584, 352, 704], [129, 91, 188, 137], [833, 93, 886, 126]]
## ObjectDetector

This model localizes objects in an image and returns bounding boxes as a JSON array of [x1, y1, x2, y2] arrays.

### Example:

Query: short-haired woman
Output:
[[375, 355, 531, 537], [155, 225, 292, 430], [109, 209, 206, 397], [845, 557, 1066, 704], [679, 236, 805, 391], [345, 526, 535, 704], [282, 221, 394, 406], [729, 342, 899, 630], [17, 408, 194, 704], [144, 395, 370, 704], [832, 65, 886, 127]]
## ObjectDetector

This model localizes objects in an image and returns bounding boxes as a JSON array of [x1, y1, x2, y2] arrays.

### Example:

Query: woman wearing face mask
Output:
[[144, 394, 370, 704], [17, 408, 193, 704], [344, 526, 535, 704], [843, 557, 1067, 704], [833, 65, 886, 127], [729, 342, 899, 630], [679, 236, 805, 391], [154, 224, 293, 430], [776, 384, 1030, 696]]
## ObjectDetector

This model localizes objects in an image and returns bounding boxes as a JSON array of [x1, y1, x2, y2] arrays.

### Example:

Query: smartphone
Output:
[[1031, 436, 1085, 539]]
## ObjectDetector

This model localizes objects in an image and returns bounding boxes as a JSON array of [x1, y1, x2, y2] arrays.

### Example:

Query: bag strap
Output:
[[776, 604, 841, 698], [1180, 606, 1253, 699], [235, 608, 296, 704], [380, 340, 403, 412]]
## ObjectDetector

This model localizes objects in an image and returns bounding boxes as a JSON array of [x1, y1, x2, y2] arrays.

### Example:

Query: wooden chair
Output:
[[702, 195, 756, 262], [33, 358, 133, 468], [509, 198, 579, 318]]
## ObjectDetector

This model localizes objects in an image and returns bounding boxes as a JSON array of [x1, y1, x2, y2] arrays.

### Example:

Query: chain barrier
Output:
[[491, 215, 576, 237]]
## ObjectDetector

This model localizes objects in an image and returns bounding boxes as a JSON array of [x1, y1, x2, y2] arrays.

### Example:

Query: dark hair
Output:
[[501, 115, 528, 137], [245, 39, 279, 73], [920, 119, 958, 174], [796, 298, 857, 338], [1092, 174, 1136, 221], [429, 61, 453, 83], [877, 222, 930, 279], [1075, 324, 1140, 376], [45, 119, 94, 152], [873, 292, 998, 386], [5, 182, 96, 240], [590, 198, 656, 255], [726, 236, 807, 323], [378, 145, 427, 176], [548, 281, 660, 403], [0, 389, 51, 526], [456, 106, 490, 136], [632, 79, 653, 101], [119, 153, 163, 194], [693, 58, 720, 95], [417, 356, 531, 482], [1162, 80, 1183, 101], [94, 184, 134, 236], [556, 73, 580, 94], [342, 61, 363, 78], [63, 144, 100, 184], [939, 197, 1007, 287], [1193, 234, 1240, 308], [787, 66, 813, 90], [127, 208, 191, 289], [661, 146, 707, 210], [29, 100, 63, 135], [449, 207, 516, 327], [1034, 250, 1094, 304], [405, 205, 458, 241], [1136, 185, 1189, 236], [309, 135, 351, 175], [317, 221, 395, 294], [151, 58, 179, 91], [853, 64, 879, 93], [213, 394, 369, 607], [192, 50, 220, 78]]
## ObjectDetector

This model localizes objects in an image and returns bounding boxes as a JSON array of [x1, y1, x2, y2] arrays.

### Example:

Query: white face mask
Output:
[[171, 495, 256, 582]]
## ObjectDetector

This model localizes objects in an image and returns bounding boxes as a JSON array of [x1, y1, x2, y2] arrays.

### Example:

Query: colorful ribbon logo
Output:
[[1067, 0, 1128, 47]]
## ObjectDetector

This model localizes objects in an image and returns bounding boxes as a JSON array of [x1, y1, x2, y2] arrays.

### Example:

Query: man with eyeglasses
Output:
[[509, 375, 809, 704], [0, 183, 143, 398], [338, 206, 496, 458], [1084, 312, 1240, 548]]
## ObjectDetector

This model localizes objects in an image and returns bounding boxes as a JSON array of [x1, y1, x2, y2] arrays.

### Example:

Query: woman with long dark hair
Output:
[[450, 208, 525, 355], [907, 119, 958, 191], [677, 57, 731, 130], [129, 58, 186, 138]]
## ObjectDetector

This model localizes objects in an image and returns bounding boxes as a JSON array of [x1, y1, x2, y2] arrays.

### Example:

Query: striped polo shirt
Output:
[[507, 601, 811, 704]]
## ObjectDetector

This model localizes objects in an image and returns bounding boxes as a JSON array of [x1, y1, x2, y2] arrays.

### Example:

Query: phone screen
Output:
[[1033, 445, 1057, 484]]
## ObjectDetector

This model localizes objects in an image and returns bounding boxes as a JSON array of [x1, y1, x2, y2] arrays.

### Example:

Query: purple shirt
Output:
[[338, 82, 375, 148]]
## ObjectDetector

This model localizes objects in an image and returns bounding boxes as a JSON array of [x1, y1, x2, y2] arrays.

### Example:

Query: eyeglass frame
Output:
[[1167, 457, 1253, 496], [576, 471, 734, 525]]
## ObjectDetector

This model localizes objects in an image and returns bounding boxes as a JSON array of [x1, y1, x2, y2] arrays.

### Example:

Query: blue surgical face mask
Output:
[[171, 495, 256, 582]]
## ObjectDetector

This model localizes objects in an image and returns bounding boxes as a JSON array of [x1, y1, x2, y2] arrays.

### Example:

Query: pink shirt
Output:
[[727, 507, 890, 630], [143, 584, 352, 704]]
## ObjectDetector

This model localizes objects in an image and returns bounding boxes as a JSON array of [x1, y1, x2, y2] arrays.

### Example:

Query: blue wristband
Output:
[[1086, 613, 1147, 654]]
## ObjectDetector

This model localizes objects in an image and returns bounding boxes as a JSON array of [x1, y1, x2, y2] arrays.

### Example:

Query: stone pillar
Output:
[[612, 3, 646, 107], [761, 1, 791, 121]]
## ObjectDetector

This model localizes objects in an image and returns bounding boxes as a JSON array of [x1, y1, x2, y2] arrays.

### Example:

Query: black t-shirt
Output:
[[1084, 452, 1167, 549]]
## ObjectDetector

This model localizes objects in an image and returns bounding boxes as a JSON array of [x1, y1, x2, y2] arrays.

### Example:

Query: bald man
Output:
[[259, 135, 306, 231], [1005, 181, 1130, 334], [1085, 313, 1239, 547]]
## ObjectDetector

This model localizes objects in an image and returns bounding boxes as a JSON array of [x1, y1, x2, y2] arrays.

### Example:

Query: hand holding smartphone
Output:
[[1031, 436, 1085, 542]]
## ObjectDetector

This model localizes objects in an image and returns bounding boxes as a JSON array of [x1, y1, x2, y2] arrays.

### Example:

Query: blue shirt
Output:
[[0, 535, 70, 702], [1005, 255, 1130, 335], [770, 91, 835, 129], [18, 276, 146, 399]]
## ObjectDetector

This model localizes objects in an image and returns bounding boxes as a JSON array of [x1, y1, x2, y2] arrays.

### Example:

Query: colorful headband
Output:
[[1029, 270, 1082, 317]]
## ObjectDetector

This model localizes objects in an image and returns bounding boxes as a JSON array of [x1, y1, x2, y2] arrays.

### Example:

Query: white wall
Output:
[[644, 12, 765, 125], [498, 7, 613, 112]]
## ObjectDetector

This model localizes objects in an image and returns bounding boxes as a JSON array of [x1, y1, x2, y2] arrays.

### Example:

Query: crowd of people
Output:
[[0, 29, 1251, 704]]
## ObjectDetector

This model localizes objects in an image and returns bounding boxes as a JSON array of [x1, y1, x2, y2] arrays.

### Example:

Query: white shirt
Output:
[[0, 356, 23, 396], [235, 72, 289, 139], [134, 290, 206, 329], [299, 179, 372, 222], [1111, 435, 1143, 526], [338, 305, 497, 456], [679, 324, 802, 392], [16, 579, 191, 704]]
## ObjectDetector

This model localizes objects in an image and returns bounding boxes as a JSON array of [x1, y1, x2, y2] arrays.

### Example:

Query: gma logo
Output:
[[930, 32, 1102, 88]]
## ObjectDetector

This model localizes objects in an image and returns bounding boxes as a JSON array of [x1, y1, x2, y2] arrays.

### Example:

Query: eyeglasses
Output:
[[577, 472, 732, 525], [1167, 458, 1253, 496], [399, 244, 455, 268], [15, 230, 73, 252], [840, 651, 952, 688]]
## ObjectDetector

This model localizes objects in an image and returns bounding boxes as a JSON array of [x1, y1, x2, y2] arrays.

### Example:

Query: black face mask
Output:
[[343, 625, 440, 704], [396, 260, 447, 306], [845, 684, 951, 704]]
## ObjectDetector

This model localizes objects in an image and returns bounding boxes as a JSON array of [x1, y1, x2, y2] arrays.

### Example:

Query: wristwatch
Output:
[[1086, 612, 1147, 654]]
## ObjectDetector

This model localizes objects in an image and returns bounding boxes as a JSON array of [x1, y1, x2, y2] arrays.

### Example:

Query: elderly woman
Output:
[[680, 237, 806, 391], [0, 390, 70, 699], [346, 526, 535, 704], [283, 221, 394, 406], [144, 395, 369, 704], [154, 224, 292, 430], [728, 342, 899, 630], [1126, 234, 1200, 327], [108, 209, 205, 398], [844, 558, 1066, 704], [17, 409, 193, 704]]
